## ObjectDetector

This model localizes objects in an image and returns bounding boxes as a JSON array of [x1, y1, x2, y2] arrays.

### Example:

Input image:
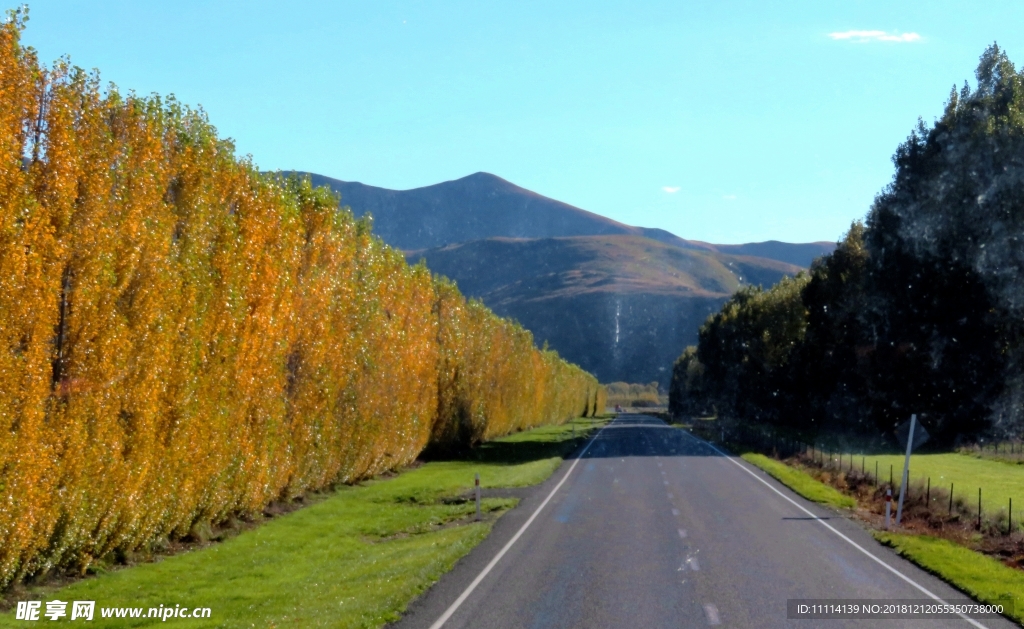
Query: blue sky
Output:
[[14, 1, 1024, 244]]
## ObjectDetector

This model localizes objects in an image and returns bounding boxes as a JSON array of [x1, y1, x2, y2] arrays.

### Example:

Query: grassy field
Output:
[[875, 532, 1024, 625], [959, 442, 1024, 466], [740, 453, 856, 509], [0, 417, 608, 628], [854, 453, 1024, 517]]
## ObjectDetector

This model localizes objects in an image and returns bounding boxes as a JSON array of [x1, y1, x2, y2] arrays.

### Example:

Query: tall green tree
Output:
[[794, 223, 871, 433], [671, 45, 1024, 444], [689, 275, 809, 425], [862, 44, 1023, 442]]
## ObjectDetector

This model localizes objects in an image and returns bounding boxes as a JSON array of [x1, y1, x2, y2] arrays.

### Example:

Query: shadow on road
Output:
[[421, 415, 721, 469], [568, 415, 726, 460]]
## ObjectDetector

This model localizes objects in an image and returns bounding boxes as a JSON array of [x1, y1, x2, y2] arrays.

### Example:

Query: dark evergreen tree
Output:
[[862, 44, 1024, 443], [670, 44, 1024, 444], [793, 223, 872, 434]]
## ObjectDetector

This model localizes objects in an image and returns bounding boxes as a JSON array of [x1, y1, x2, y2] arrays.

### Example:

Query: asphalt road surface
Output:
[[390, 416, 1019, 629]]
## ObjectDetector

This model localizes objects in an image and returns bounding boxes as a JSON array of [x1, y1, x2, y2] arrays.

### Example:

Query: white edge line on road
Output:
[[426, 421, 611, 629], [680, 430, 992, 629]]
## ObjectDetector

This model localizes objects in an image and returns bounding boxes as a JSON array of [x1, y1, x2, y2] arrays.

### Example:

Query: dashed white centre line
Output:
[[672, 508, 680, 516], [677, 528, 687, 539], [703, 603, 721, 625]]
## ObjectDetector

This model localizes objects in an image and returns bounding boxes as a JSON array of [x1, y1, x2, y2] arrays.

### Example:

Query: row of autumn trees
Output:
[[0, 13, 603, 589], [671, 44, 1024, 448]]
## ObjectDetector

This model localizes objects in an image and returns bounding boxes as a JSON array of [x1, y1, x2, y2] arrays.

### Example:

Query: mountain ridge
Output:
[[294, 171, 835, 267]]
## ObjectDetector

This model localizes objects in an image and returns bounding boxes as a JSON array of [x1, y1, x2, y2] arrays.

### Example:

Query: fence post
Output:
[[927, 477, 930, 505], [875, 461, 878, 487], [949, 483, 954, 516], [1009, 497, 1013, 536], [978, 487, 982, 530], [475, 473, 481, 521]]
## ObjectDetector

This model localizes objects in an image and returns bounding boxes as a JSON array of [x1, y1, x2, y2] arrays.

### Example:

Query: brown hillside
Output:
[[408, 235, 803, 385]]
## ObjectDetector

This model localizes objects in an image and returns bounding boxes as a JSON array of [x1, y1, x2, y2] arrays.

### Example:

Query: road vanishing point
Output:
[[389, 415, 1019, 629]]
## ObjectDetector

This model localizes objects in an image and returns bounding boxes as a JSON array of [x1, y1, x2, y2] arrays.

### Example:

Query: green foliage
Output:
[[792, 224, 871, 432], [859, 45, 1023, 441], [681, 274, 809, 423], [604, 381, 661, 406], [671, 44, 1024, 445], [669, 347, 709, 417]]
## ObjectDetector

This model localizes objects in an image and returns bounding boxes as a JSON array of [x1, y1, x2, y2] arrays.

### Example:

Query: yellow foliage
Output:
[[0, 13, 601, 588]]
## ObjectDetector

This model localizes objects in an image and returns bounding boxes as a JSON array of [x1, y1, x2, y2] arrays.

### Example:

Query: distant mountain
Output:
[[407, 235, 803, 385], [292, 171, 835, 268], [299, 171, 635, 250], [684, 240, 836, 268], [290, 169, 834, 385]]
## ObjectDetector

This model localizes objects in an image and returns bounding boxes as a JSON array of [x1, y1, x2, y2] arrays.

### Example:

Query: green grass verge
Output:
[[0, 417, 607, 628], [875, 532, 1024, 625], [859, 453, 1024, 516], [741, 453, 856, 510]]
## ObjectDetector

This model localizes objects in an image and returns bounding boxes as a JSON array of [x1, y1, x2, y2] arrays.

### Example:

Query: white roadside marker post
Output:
[[475, 473, 481, 521], [895, 414, 916, 526], [885, 488, 892, 529]]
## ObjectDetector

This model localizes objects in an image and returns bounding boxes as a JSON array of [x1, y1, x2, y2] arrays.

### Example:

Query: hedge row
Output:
[[0, 14, 602, 588]]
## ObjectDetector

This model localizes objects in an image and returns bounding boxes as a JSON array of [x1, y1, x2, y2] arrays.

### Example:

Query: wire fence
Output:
[[960, 439, 1024, 463], [695, 420, 1021, 536]]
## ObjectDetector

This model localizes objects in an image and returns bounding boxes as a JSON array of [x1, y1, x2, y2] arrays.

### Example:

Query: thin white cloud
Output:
[[662, 186, 680, 193], [829, 30, 921, 43], [723, 194, 737, 201]]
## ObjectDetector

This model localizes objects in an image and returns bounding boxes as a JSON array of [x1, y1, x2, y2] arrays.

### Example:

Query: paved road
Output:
[[391, 416, 1018, 629]]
